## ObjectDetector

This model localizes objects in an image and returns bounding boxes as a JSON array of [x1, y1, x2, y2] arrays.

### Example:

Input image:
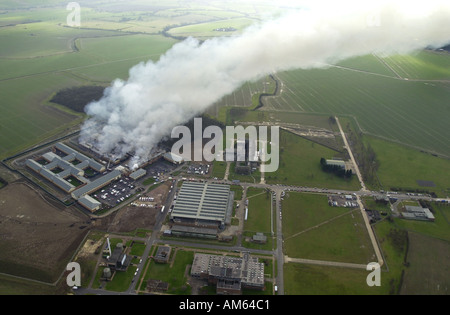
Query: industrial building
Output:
[[163, 152, 184, 164], [71, 169, 122, 200], [402, 205, 435, 221], [252, 232, 267, 244], [170, 182, 234, 233], [190, 253, 265, 294], [107, 243, 132, 272], [54, 142, 105, 173], [78, 195, 101, 212], [26, 159, 76, 193], [129, 168, 147, 180], [170, 225, 218, 239], [25, 142, 125, 212], [25, 142, 106, 194], [233, 139, 259, 175]]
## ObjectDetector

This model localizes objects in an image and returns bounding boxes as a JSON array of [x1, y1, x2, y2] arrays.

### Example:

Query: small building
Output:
[[252, 233, 267, 244], [78, 195, 101, 212], [129, 168, 147, 180], [102, 268, 112, 280], [107, 243, 132, 271], [147, 279, 169, 292], [154, 246, 171, 264]]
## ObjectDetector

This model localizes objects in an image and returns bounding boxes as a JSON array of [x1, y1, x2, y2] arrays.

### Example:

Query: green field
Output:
[[400, 232, 450, 295], [264, 63, 450, 158], [168, 17, 259, 39], [142, 249, 193, 295], [266, 129, 361, 190], [364, 136, 450, 197], [244, 188, 272, 233], [283, 263, 385, 295], [213, 51, 450, 159], [282, 192, 375, 264]]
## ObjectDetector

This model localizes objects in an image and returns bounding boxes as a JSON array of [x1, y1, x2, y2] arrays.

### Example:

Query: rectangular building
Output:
[[170, 182, 234, 229], [78, 195, 101, 212], [402, 205, 435, 221], [326, 159, 346, 169], [129, 168, 147, 180], [190, 253, 265, 294], [71, 169, 122, 200]]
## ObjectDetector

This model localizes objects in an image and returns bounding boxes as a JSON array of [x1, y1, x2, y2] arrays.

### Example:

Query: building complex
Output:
[[191, 253, 265, 294]]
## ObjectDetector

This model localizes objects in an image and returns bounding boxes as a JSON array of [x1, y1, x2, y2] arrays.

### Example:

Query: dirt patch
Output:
[[107, 206, 158, 233], [0, 181, 89, 283], [75, 237, 104, 261], [107, 182, 171, 233]]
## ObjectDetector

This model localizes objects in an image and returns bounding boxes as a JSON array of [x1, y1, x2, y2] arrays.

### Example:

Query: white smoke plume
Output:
[[80, 0, 450, 168]]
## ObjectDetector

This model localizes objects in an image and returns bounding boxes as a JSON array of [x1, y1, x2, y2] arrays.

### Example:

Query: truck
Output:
[[161, 206, 165, 213]]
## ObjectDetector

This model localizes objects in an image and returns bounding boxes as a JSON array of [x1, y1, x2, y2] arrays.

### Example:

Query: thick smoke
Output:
[[80, 0, 450, 168]]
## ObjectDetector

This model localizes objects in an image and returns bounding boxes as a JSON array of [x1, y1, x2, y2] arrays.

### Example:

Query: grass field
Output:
[[283, 263, 385, 295], [142, 249, 193, 295], [168, 17, 259, 39], [400, 232, 450, 295], [282, 192, 375, 264], [363, 136, 450, 197], [244, 188, 272, 233], [265, 129, 361, 190]]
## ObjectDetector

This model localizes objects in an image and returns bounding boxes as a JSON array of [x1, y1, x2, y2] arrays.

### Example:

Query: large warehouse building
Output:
[[170, 182, 234, 234]]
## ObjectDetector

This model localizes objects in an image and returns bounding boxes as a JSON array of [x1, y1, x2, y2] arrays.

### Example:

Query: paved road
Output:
[[284, 256, 368, 270], [335, 116, 383, 266], [126, 178, 178, 294], [335, 116, 366, 192]]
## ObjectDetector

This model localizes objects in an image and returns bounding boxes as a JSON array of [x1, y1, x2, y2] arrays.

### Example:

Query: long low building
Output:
[[26, 159, 76, 193], [78, 195, 102, 212], [55, 142, 105, 173], [25, 142, 108, 194], [170, 182, 234, 229], [402, 205, 435, 221], [71, 169, 122, 200], [129, 168, 146, 180]]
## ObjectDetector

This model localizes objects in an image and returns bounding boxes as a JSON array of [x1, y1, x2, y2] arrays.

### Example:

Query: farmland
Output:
[[0, 0, 449, 297], [214, 51, 450, 159], [261, 55, 450, 158]]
